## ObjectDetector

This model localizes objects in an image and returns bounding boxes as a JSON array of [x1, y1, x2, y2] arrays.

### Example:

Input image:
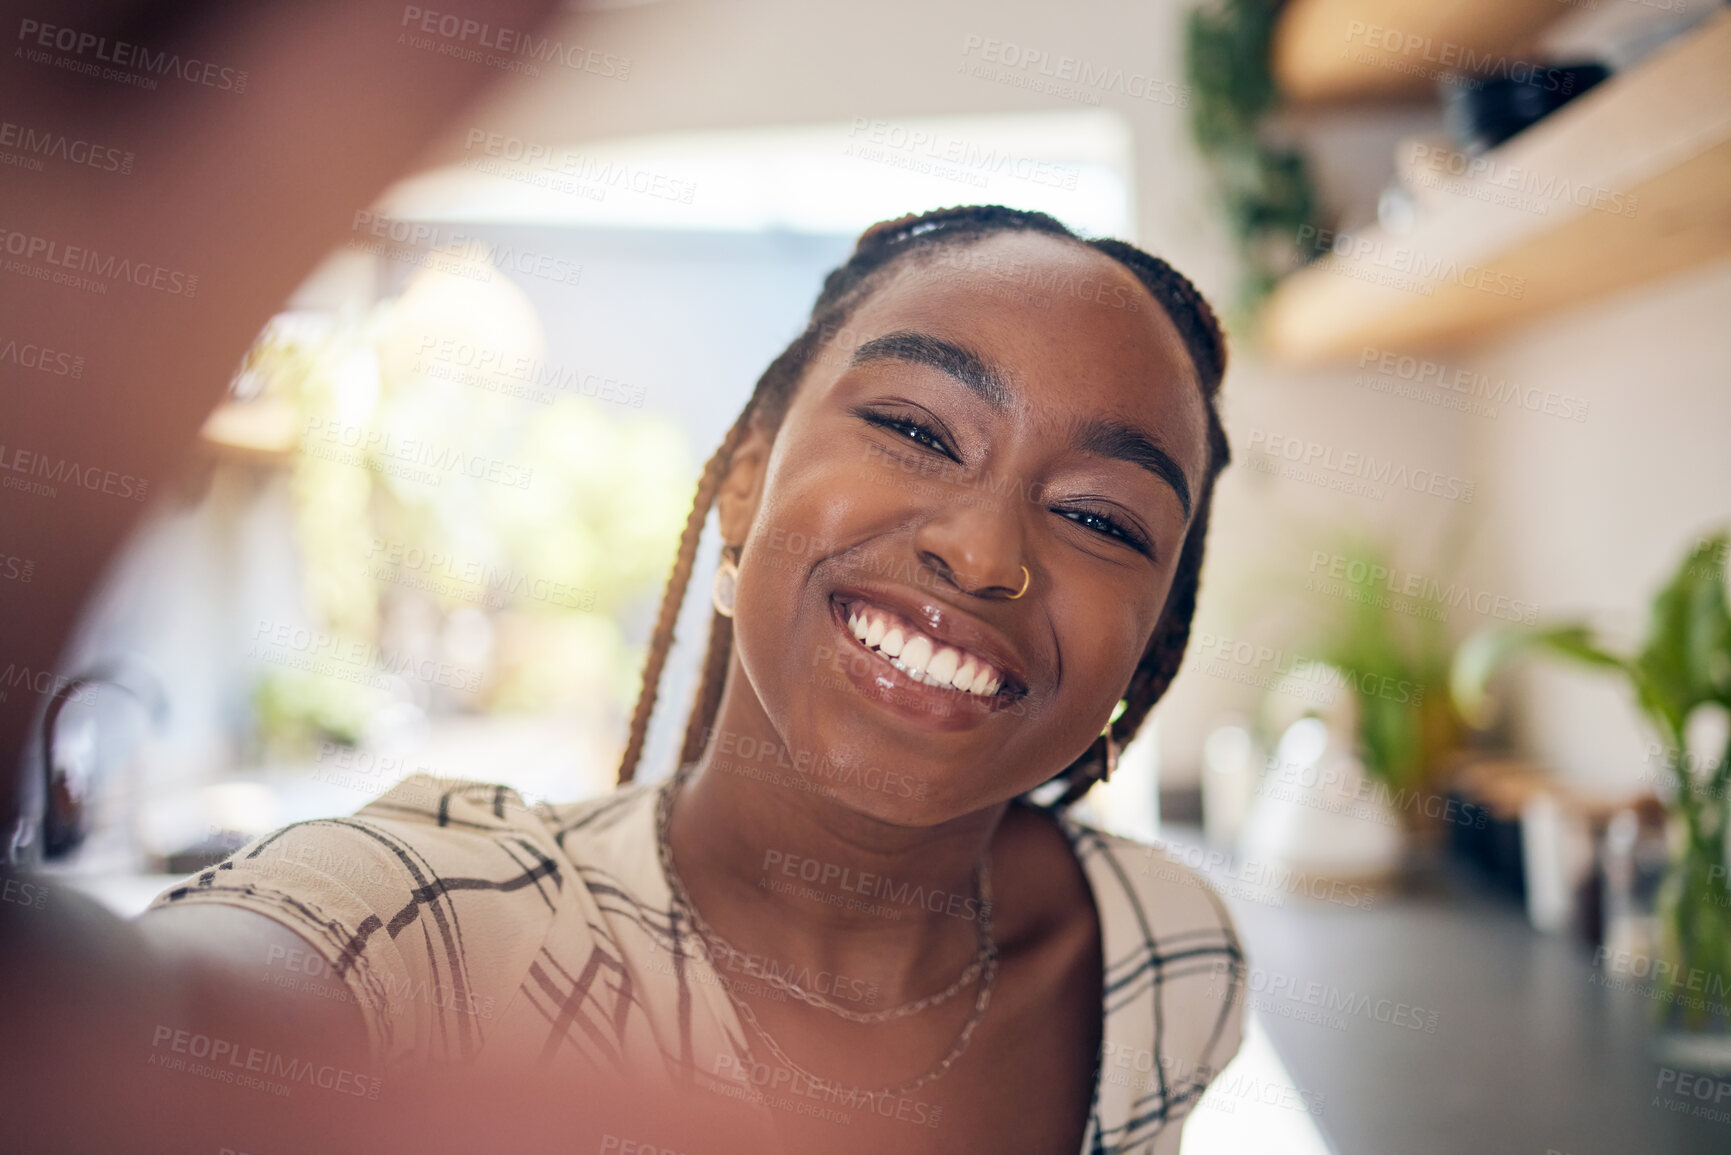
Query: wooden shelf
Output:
[[1272, 0, 1572, 104], [1262, 10, 1731, 363]]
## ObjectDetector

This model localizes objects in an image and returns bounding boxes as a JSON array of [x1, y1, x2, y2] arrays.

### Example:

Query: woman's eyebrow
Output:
[[1069, 415, 1193, 519], [849, 330, 1013, 410], [850, 328, 1191, 518]]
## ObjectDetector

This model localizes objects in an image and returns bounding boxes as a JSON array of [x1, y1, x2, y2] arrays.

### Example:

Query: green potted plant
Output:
[[1236, 532, 1464, 881], [1183, 0, 1322, 321], [1292, 532, 1463, 804], [1453, 532, 1731, 1070]]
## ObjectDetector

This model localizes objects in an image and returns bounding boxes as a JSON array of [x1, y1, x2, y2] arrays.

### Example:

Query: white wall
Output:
[[1468, 261, 1731, 790]]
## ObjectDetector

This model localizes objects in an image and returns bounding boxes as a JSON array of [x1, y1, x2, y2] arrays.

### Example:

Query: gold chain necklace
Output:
[[654, 774, 998, 1099]]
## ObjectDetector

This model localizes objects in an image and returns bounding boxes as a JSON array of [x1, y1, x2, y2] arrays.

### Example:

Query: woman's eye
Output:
[[863, 413, 957, 460], [1058, 507, 1151, 556]]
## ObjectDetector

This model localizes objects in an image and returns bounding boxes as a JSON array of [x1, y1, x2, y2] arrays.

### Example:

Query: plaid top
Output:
[[149, 774, 1245, 1153]]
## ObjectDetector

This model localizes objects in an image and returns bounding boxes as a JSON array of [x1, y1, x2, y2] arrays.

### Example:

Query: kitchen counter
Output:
[[1167, 826, 1728, 1154]]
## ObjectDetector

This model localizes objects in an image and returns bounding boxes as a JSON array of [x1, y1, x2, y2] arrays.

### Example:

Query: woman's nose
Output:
[[912, 501, 1028, 599]]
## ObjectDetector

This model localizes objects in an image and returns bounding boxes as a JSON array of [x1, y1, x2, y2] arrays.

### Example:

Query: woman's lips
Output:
[[822, 596, 1022, 730], [842, 600, 1005, 697]]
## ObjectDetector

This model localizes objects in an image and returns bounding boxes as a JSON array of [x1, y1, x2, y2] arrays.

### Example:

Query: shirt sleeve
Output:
[[1074, 823, 1248, 1154], [145, 776, 567, 1066], [1145, 846, 1247, 1155]]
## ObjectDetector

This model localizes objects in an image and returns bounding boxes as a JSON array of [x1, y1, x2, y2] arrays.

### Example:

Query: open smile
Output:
[[824, 592, 1026, 729]]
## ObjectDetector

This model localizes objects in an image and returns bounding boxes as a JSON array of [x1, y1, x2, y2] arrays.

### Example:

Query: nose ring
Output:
[[1007, 565, 1031, 600]]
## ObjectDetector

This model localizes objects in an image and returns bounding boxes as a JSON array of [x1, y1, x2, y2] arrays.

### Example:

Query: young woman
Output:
[[139, 204, 1245, 1154]]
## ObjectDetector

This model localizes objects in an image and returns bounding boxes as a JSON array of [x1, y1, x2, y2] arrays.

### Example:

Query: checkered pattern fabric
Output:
[[150, 774, 1244, 1153]]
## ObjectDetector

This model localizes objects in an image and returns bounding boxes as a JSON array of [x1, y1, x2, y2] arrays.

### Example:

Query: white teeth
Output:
[[900, 635, 933, 677], [953, 656, 981, 691], [843, 603, 1008, 698], [864, 616, 885, 648]]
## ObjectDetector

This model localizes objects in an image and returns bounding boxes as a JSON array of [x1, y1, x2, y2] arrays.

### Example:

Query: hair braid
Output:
[[615, 407, 754, 784], [615, 205, 1231, 810]]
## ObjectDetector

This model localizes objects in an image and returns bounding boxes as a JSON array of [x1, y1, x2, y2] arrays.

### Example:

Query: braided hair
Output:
[[615, 205, 1231, 808]]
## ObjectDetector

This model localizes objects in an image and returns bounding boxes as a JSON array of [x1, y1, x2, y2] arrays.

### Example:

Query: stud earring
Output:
[[712, 546, 740, 618]]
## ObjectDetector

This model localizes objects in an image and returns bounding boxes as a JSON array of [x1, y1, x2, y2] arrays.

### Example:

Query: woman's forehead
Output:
[[812, 232, 1209, 473]]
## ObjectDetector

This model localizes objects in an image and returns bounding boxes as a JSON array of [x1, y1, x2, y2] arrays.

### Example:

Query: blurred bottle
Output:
[[1201, 719, 1261, 848], [1600, 798, 1671, 963]]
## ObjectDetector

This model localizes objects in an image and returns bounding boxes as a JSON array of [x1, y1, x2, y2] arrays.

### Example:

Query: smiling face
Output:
[[712, 230, 1211, 824]]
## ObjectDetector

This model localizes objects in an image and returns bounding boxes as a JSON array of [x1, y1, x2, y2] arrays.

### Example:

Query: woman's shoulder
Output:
[[1052, 812, 1249, 1150], [346, 771, 658, 833], [1052, 809, 1244, 954], [283, 772, 667, 870], [146, 773, 667, 1065]]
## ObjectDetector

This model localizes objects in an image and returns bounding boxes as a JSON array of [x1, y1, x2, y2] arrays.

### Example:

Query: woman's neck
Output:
[[666, 707, 1008, 1005]]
